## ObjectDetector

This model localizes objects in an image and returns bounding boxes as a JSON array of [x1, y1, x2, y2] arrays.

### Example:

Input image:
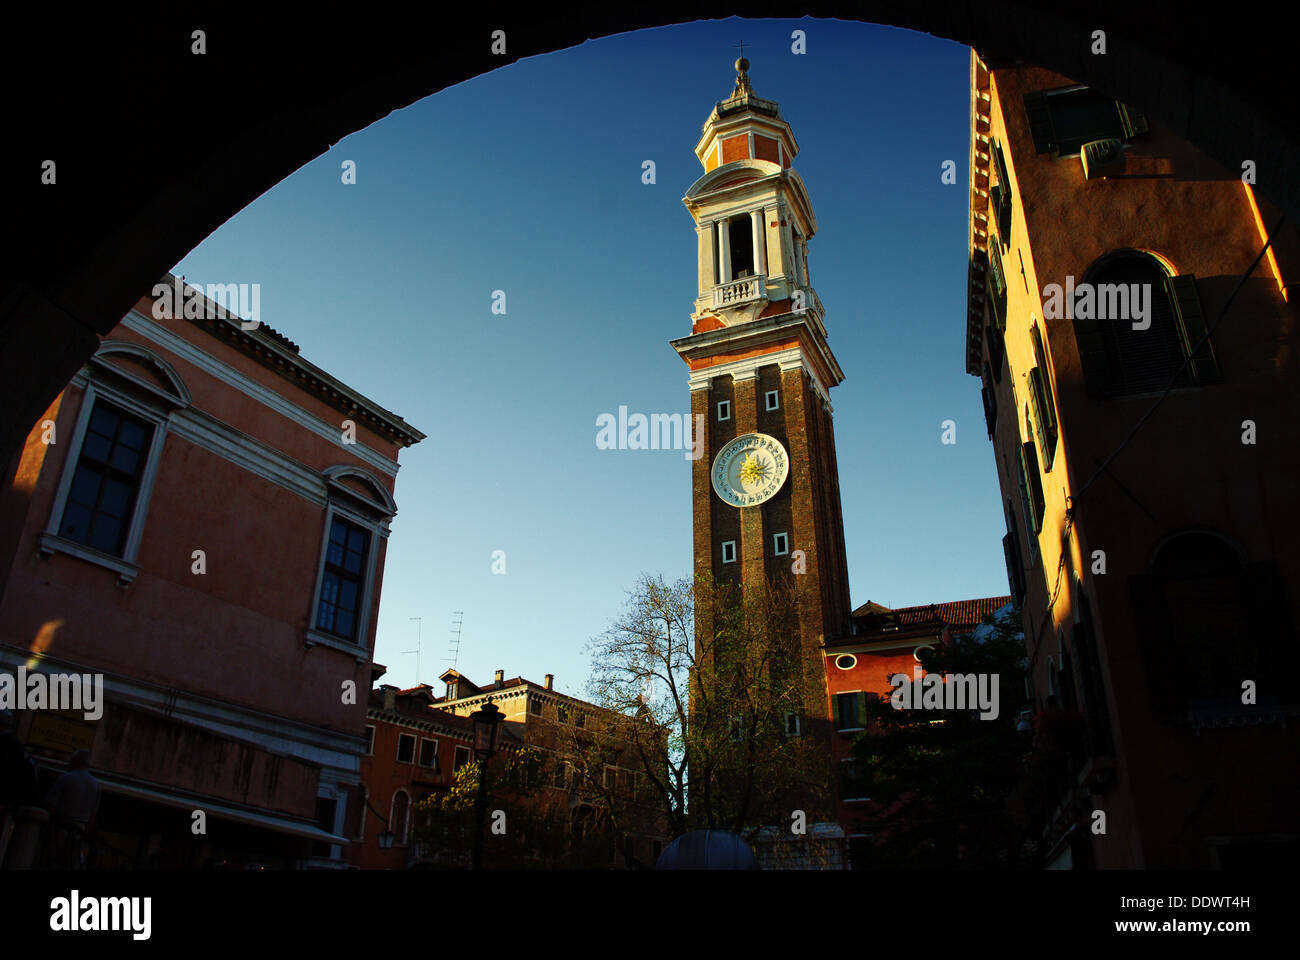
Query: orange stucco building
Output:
[[823, 596, 1011, 865], [351, 670, 669, 869], [0, 276, 423, 868], [968, 50, 1300, 868]]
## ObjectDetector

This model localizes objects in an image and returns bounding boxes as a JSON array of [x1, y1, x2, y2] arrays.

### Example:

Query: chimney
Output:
[[544, 674, 554, 690], [381, 685, 397, 711], [494, 669, 504, 688]]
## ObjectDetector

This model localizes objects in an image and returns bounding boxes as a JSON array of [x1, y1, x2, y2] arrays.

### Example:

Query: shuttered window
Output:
[[1130, 534, 1300, 715], [990, 139, 1012, 247], [1003, 527, 1026, 607], [985, 323, 1006, 385], [1072, 590, 1113, 755], [988, 243, 1008, 331], [1018, 439, 1045, 535], [1076, 253, 1217, 397], [981, 360, 999, 438], [1027, 325, 1058, 469], [1022, 87, 1149, 157], [834, 691, 867, 730]]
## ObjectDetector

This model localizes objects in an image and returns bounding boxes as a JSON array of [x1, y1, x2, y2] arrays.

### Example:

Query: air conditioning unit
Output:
[[1080, 138, 1125, 180]]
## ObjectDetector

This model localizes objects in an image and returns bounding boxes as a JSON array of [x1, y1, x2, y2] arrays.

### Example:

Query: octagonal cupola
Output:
[[694, 58, 799, 172]]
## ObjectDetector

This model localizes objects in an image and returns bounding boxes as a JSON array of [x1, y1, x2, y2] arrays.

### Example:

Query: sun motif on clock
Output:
[[711, 432, 789, 508], [738, 452, 771, 486]]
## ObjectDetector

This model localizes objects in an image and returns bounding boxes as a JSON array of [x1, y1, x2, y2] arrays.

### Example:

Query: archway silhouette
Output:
[[2, 4, 1293, 465]]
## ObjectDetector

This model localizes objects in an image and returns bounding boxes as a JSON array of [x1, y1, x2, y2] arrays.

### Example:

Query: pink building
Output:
[[0, 276, 423, 868]]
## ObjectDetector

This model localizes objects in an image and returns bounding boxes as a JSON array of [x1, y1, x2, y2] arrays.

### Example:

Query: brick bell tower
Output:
[[672, 59, 852, 741]]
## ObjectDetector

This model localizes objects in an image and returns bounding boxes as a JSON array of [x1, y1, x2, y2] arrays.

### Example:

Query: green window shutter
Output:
[[1029, 327, 1058, 464], [1030, 328, 1058, 436], [832, 692, 841, 729], [993, 141, 1013, 246], [1016, 444, 1033, 539], [1028, 367, 1052, 468], [989, 243, 1008, 331], [855, 692, 868, 726], [1020, 441, 1044, 533], [1022, 91, 1055, 154], [1166, 274, 1220, 383], [1117, 102, 1149, 140]]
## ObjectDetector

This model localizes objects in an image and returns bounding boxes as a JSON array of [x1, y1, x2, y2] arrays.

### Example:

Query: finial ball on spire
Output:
[[735, 56, 749, 74]]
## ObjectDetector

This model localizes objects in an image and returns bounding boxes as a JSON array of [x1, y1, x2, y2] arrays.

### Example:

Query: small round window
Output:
[[834, 654, 857, 670]]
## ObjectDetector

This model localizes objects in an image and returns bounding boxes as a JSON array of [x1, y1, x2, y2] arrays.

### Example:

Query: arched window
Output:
[[39, 340, 190, 584], [390, 790, 410, 846], [1075, 252, 1219, 396], [1129, 532, 1297, 714]]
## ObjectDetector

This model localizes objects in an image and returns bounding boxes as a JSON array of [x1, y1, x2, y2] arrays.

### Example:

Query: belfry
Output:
[[672, 58, 853, 746]]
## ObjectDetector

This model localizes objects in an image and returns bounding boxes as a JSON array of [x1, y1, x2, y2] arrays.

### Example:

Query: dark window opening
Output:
[[1023, 87, 1148, 157], [728, 216, 754, 279], [834, 692, 865, 730], [396, 733, 416, 764], [317, 515, 371, 642], [991, 139, 1013, 247], [838, 759, 871, 800], [985, 323, 1005, 383], [1073, 590, 1113, 755], [1075, 253, 1208, 397], [988, 243, 1008, 330], [311, 796, 338, 859], [418, 738, 437, 768], [981, 361, 999, 438], [59, 399, 153, 557], [453, 746, 471, 772], [1130, 535, 1298, 714]]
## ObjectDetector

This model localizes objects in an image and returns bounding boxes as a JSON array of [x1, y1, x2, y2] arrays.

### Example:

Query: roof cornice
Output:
[[151, 273, 426, 447], [966, 50, 994, 378]]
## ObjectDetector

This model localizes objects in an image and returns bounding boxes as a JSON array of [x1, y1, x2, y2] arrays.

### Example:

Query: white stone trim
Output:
[[169, 405, 329, 507], [121, 310, 401, 477], [688, 346, 831, 406]]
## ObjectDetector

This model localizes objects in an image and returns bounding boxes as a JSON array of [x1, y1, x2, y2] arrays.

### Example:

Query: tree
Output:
[[411, 747, 615, 868], [849, 606, 1039, 867], [579, 571, 832, 842]]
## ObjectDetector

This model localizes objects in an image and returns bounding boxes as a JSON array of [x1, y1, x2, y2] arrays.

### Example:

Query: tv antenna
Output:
[[404, 617, 423, 685], [445, 611, 465, 671]]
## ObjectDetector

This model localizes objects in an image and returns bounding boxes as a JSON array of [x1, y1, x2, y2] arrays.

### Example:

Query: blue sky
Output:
[[173, 18, 1008, 700]]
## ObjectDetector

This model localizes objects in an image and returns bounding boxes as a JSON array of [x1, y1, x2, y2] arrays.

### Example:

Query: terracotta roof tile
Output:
[[851, 596, 1012, 635]]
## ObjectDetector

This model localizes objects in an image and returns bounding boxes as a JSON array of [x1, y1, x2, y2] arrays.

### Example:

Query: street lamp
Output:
[[365, 796, 396, 851], [470, 700, 505, 869]]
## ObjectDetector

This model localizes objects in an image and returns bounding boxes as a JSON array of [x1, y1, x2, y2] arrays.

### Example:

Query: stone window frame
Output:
[[39, 342, 191, 586]]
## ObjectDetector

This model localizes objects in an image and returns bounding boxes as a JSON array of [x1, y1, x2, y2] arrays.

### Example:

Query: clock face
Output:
[[711, 432, 789, 508]]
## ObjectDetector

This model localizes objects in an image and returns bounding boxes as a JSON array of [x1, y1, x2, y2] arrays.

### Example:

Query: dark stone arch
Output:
[[2, 4, 1294, 464]]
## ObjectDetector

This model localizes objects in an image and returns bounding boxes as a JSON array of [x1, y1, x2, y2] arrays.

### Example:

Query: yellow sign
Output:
[[25, 710, 98, 754]]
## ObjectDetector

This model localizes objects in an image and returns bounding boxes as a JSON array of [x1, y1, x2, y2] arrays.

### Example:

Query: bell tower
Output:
[[672, 59, 852, 731]]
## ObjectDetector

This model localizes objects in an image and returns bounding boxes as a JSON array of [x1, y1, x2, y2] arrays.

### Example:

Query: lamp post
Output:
[[470, 700, 505, 870], [365, 797, 395, 852]]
